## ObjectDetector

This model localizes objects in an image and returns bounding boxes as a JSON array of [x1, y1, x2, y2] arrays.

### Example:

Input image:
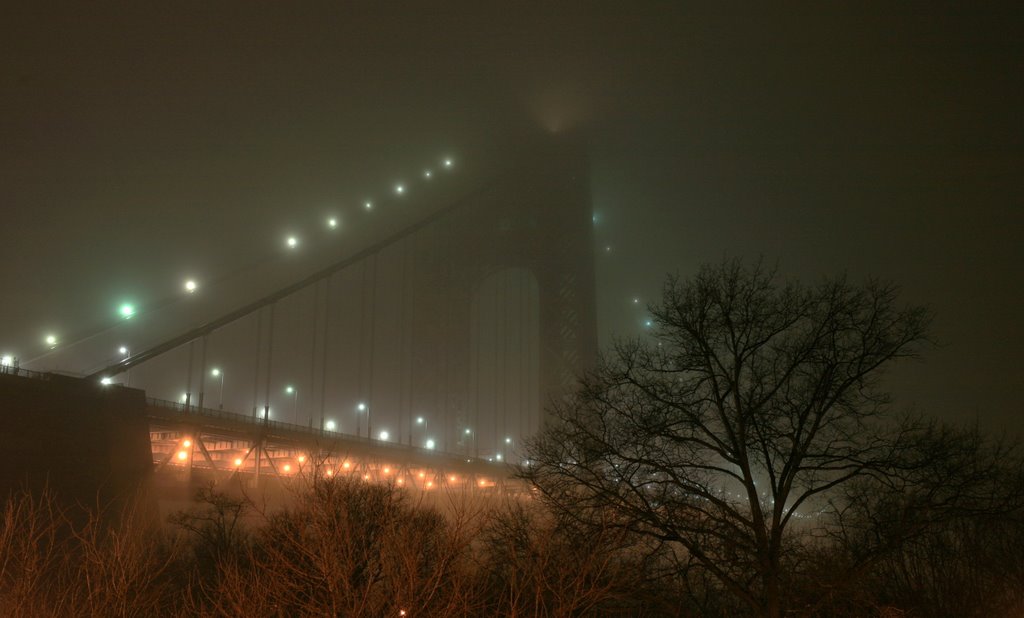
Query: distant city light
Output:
[[285, 385, 295, 394], [425, 439, 435, 449], [177, 451, 187, 461], [283, 464, 291, 473], [364, 201, 372, 210], [605, 245, 612, 253], [464, 428, 472, 435], [233, 458, 242, 467], [632, 297, 640, 304], [379, 430, 390, 441], [182, 439, 192, 447], [180, 393, 188, 403], [327, 217, 338, 228], [416, 416, 425, 424], [44, 334, 57, 347], [0, 355, 13, 367], [119, 346, 129, 355], [286, 236, 298, 248], [100, 377, 113, 385], [395, 184, 404, 195], [644, 320, 653, 328], [505, 437, 512, 444], [357, 402, 366, 411], [325, 420, 336, 431], [119, 303, 135, 319], [443, 158, 453, 168], [496, 453, 503, 461], [298, 455, 306, 463], [423, 170, 432, 179], [184, 280, 197, 293], [211, 368, 221, 377]]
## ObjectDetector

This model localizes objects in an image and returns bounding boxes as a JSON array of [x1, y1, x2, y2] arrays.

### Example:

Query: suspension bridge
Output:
[[0, 135, 598, 499]]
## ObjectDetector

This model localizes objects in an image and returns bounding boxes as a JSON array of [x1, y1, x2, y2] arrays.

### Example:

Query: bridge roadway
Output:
[[148, 398, 514, 490]]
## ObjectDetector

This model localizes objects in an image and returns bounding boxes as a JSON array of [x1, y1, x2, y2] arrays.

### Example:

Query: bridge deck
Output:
[[148, 399, 514, 487]]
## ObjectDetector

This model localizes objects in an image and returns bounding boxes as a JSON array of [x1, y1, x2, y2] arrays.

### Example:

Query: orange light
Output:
[[449, 475, 457, 482], [363, 474, 370, 480], [298, 455, 306, 463], [418, 472, 425, 478], [283, 464, 291, 473], [233, 458, 242, 467], [397, 478, 404, 485], [177, 451, 187, 461], [342, 461, 351, 469], [182, 439, 192, 448], [383, 467, 390, 474], [426, 481, 433, 488], [326, 469, 334, 477], [479, 479, 486, 487]]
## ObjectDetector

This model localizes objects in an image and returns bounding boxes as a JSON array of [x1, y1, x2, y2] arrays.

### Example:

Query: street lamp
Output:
[[119, 346, 131, 386], [379, 430, 390, 441], [211, 368, 225, 409], [356, 402, 367, 438], [425, 438, 436, 450], [285, 386, 298, 423], [413, 415, 427, 446], [325, 420, 336, 432]]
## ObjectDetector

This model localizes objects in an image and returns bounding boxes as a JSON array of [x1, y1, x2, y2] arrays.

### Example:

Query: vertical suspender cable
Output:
[[358, 259, 367, 438], [307, 282, 319, 428], [252, 308, 263, 418], [319, 276, 331, 432], [263, 303, 275, 422], [185, 339, 195, 412], [367, 252, 378, 440], [197, 334, 208, 410], [399, 238, 409, 446]]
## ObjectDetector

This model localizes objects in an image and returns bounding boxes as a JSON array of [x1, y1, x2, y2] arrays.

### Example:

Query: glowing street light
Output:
[[443, 158, 453, 168], [285, 385, 298, 422], [355, 402, 367, 438], [119, 346, 129, 355], [119, 303, 136, 319], [378, 430, 390, 441], [44, 334, 57, 348], [413, 415, 428, 446], [364, 201, 372, 210], [100, 377, 113, 386], [211, 368, 225, 409], [0, 355, 13, 367], [184, 279, 197, 293], [423, 170, 432, 179], [394, 183, 404, 195], [325, 419, 336, 431], [286, 236, 298, 249], [425, 438, 436, 450], [327, 217, 338, 229]]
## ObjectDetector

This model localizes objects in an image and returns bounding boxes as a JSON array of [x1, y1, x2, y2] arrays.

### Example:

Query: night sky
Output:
[[3, 4, 1022, 433]]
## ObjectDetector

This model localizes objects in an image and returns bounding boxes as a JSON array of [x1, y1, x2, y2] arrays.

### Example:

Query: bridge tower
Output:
[[406, 135, 599, 454]]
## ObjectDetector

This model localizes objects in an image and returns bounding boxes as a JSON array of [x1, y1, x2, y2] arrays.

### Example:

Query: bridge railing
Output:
[[146, 397, 471, 460], [0, 365, 55, 381]]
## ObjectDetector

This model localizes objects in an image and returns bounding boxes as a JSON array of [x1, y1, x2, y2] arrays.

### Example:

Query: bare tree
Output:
[[522, 259, 942, 617]]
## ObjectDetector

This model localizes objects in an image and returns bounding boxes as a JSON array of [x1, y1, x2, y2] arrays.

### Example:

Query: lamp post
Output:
[[211, 368, 225, 409], [414, 416, 428, 447], [356, 402, 367, 438], [286, 386, 298, 423], [119, 346, 131, 386]]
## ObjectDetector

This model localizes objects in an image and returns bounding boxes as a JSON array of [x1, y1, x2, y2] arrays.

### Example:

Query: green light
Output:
[[119, 303, 136, 319]]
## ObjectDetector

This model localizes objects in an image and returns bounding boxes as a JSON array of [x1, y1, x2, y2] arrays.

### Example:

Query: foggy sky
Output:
[[3, 3, 1022, 432]]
